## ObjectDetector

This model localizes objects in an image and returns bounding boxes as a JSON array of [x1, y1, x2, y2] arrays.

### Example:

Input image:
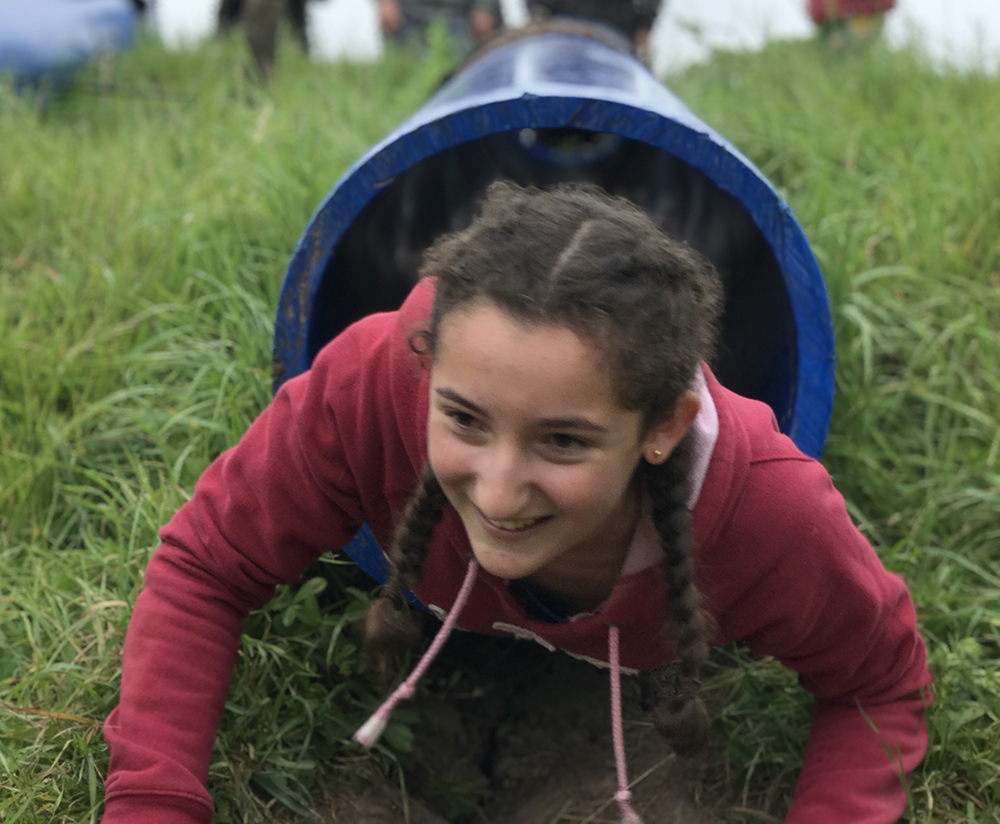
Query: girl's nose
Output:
[[474, 444, 532, 518]]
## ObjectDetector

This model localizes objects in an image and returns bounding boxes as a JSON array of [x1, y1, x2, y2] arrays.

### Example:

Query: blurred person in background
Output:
[[217, 0, 314, 79], [808, 0, 896, 47], [527, 0, 664, 60], [377, 0, 501, 50]]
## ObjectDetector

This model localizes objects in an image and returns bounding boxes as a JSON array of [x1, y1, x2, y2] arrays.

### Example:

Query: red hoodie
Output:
[[102, 278, 931, 823]]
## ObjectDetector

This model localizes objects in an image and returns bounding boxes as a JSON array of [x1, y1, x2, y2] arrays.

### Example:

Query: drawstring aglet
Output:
[[617, 792, 643, 824], [352, 709, 390, 748]]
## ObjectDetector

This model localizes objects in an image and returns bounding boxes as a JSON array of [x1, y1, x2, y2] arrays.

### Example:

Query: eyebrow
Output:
[[434, 388, 610, 434], [435, 388, 488, 417]]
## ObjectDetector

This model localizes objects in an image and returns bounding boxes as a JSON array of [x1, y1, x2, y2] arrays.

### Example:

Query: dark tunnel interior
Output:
[[307, 127, 797, 430]]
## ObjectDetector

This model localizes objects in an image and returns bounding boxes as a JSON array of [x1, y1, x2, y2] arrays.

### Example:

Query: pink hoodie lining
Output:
[[620, 366, 718, 576]]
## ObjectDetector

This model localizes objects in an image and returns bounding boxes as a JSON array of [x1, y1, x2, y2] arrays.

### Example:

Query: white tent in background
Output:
[[310, 0, 382, 62], [146, 0, 1000, 74], [149, 0, 217, 49], [885, 0, 1000, 74]]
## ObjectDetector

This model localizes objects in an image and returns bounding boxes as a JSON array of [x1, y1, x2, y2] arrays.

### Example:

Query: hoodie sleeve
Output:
[[100, 326, 383, 824], [707, 454, 931, 824]]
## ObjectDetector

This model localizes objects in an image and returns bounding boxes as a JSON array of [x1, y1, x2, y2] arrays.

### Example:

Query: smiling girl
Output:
[[102, 182, 931, 824]]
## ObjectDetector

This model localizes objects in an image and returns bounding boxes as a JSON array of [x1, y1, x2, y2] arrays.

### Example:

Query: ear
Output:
[[641, 390, 701, 465]]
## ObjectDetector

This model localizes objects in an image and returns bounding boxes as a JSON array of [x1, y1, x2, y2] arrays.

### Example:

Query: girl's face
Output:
[[427, 303, 692, 584]]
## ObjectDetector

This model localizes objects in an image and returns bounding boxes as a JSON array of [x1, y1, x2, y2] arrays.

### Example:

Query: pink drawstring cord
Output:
[[609, 625, 644, 824], [353, 559, 480, 748]]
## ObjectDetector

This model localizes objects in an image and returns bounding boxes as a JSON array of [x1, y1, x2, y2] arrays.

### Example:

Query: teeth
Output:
[[487, 516, 545, 531]]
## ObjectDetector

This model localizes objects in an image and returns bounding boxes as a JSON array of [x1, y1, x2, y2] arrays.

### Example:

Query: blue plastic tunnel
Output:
[[272, 28, 835, 586]]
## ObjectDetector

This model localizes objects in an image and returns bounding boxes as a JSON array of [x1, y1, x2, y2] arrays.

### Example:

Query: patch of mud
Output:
[[305, 774, 450, 824], [299, 632, 777, 823]]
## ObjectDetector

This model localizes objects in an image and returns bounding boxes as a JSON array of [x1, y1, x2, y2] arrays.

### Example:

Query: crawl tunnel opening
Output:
[[275, 26, 834, 589], [308, 127, 797, 432]]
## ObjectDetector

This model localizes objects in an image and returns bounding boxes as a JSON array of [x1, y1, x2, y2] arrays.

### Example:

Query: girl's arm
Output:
[[101, 324, 389, 824], [788, 691, 929, 822], [709, 454, 931, 824]]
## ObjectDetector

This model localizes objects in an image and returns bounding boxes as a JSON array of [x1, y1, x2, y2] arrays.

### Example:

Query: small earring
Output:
[[652, 449, 663, 458]]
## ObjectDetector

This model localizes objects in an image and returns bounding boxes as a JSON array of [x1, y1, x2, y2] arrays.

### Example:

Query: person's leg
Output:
[[287, 0, 309, 53], [217, 0, 244, 32], [526, 0, 663, 58], [243, 0, 283, 79]]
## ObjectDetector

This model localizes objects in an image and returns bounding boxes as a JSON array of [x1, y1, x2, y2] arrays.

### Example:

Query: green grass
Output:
[[2, 29, 998, 824], [671, 40, 1000, 820]]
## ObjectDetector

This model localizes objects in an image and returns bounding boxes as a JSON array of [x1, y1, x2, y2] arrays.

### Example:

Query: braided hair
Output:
[[363, 464, 448, 676], [641, 437, 711, 755], [363, 182, 723, 755]]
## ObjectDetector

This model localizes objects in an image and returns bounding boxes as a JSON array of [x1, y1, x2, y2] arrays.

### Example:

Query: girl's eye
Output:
[[545, 433, 589, 453], [445, 409, 479, 431]]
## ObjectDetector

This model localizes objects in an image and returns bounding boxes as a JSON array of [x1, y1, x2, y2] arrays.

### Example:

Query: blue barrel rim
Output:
[[275, 32, 834, 460]]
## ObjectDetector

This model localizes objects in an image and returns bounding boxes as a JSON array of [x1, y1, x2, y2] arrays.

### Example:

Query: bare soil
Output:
[[303, 633, 777, 824]]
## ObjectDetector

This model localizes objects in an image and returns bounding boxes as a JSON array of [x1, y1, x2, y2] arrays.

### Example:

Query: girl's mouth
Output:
[[487, 516, 547, 530], [475, 507, 553, 536]]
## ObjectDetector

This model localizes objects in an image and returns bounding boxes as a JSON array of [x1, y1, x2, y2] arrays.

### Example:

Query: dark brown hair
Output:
[[365, 181, 722, 756]]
